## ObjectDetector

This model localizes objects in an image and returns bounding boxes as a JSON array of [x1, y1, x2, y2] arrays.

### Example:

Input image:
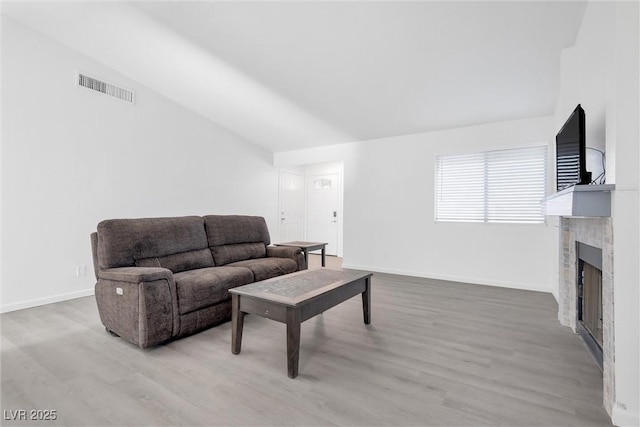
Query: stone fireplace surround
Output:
[[558, 217, 614, 415]]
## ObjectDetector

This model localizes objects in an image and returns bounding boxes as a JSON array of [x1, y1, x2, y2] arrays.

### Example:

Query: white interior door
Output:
[[307, 173, 339, 255], [278, 171, 304, 242]]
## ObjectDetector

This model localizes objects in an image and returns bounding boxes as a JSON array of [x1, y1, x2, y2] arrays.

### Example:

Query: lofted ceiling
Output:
[[2, 1, 587, 152]]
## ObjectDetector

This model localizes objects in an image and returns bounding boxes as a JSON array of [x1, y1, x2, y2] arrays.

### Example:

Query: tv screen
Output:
[[556, 105, 590, 191]]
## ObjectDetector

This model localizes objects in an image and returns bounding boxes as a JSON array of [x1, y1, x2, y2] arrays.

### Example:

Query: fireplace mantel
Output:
[[542, 184, 615, 217]]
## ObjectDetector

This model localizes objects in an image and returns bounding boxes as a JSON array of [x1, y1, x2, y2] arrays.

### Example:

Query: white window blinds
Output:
[[435, 146, 547, 224]]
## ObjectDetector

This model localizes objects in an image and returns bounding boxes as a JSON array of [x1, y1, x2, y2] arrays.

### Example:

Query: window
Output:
[[313, 178, 333, 189], [435, 145, 547, 224]]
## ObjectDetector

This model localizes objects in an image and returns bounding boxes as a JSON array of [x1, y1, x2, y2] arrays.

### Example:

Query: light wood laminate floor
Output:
[[1, 255, 611, 426]]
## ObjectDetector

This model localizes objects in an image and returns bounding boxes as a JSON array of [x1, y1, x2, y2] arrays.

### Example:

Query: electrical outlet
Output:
[[76, 265, 87, 277]]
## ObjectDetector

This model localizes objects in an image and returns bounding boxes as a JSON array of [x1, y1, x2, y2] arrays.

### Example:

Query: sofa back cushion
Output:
[[203, 215, 270, 265], [97, 216, 213, 271]]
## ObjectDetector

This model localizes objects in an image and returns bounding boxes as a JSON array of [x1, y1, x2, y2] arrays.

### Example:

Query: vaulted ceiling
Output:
[[2, 1, 587, 152]]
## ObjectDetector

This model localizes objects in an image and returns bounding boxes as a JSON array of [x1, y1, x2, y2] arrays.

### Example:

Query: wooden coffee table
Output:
[[229, 268, 372, 378]]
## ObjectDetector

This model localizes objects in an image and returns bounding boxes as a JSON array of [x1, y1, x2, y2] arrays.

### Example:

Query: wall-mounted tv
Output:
[[556, 104, 591, 191]]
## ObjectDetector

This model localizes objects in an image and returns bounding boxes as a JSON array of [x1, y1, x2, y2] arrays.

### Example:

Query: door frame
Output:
[[277, 162, 343, 257], [304, 165, 343, 257], [278, 169, 305, 244]]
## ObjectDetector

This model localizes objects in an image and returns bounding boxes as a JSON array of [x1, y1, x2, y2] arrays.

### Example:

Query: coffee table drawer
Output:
[[239, 297, 287, 322]]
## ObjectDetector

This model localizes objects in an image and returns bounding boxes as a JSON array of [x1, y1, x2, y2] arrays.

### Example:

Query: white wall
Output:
[[554, 2, 639, 424], [1, 17, 279, 312], [609, 2, 639, 425], [555, 2, 614, 182], [277, 116, 557, 292]]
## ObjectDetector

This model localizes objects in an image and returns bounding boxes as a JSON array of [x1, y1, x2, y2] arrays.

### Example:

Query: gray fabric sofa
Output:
[[90, 215, 306, 348]]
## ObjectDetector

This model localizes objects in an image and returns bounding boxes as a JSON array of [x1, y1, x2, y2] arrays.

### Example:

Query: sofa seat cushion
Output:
[[227, 258, 297, 282], [174, 267, 253, 315]]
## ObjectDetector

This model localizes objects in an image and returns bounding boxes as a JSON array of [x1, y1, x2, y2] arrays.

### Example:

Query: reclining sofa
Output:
[[90, 215, 305, 348]]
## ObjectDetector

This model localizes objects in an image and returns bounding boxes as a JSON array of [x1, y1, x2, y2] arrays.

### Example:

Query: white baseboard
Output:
[[341, 263, 552, 294], [1, 288, 94, 313], [612, 406, 639, 427]]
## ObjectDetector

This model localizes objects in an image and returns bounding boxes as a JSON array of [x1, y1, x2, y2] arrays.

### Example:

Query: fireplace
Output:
[[576, 242, 603, 369], [558, 217, 613, 415]]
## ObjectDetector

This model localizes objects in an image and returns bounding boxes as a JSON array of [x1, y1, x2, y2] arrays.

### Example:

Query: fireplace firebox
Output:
[[576, 242, 603, 369]]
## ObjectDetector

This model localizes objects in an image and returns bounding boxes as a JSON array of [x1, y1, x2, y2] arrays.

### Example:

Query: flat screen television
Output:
[[556, 104, 591, 191]]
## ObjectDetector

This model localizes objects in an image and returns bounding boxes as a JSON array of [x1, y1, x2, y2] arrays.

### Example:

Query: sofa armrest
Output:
[[99, 266, 173, 283], [266, 246, 307, 270], [266, 246, 300, 258], [95, 267, 178, 348]]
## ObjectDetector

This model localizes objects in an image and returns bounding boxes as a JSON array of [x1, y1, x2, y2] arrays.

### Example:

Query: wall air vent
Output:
[[77, 73, 135, 104]]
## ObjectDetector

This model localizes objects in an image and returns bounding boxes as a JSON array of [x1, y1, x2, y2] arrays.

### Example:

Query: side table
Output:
[[275, 241, 328, 267]]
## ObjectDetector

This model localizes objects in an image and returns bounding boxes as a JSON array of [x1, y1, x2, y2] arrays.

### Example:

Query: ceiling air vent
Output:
[[77, 73, 135, 104]]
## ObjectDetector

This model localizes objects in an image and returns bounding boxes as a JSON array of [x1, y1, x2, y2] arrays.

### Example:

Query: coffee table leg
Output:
[[321, 246, 326, 267], [362, 277, 371, 324], [231, 294, 245, 354], [286, 308, 301, 378]]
